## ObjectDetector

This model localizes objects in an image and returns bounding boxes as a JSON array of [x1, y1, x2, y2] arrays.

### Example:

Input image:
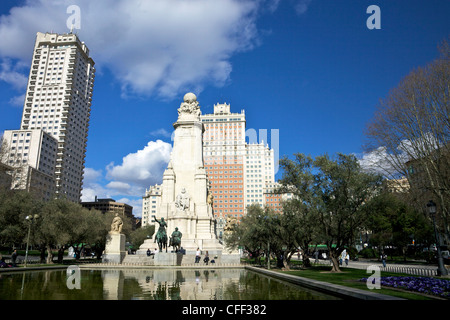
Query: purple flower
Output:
[[360, 275, 450, 299]]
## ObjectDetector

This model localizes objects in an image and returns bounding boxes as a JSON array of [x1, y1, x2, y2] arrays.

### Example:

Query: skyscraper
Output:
[[19, 32, 95, 202], [201, 103, 247, 219]]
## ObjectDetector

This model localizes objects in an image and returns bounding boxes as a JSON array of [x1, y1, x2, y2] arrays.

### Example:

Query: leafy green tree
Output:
[[33, 199, 117, 263], [225, 204, 271, 264], [278, 153, 382, 272], [313, 154, 382, 271], [278, 154, 322, 265], [129, 225, 155, 249], [364, 192, 434, 260], [0, 190, 42, 249]]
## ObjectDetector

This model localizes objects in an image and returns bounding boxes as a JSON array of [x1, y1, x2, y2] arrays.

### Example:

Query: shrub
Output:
[[360, 247, 376, 258]]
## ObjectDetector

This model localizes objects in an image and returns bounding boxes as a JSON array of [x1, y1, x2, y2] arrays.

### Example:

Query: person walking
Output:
[[381, 253, 387, 267], [314, 250, 319, 263], [11, 249, 18, 267], [195, 248, 201, 263], [203, 251, 209, 265], [345, 253, 349, 266]]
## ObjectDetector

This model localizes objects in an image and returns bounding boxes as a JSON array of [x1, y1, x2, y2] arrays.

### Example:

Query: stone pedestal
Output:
[[154, 252, 184, 266], [136, 238, 157, 255], [103, 233, 126, 264]]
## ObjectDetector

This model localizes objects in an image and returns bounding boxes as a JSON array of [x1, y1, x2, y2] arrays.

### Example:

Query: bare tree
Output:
[[364, 38, 450, 241]]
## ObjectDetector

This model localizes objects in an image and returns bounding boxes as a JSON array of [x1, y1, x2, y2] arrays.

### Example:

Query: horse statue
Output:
[[156, 232, 168, 253], [169, 227, 182, 253], [153, 215, 168, 253]]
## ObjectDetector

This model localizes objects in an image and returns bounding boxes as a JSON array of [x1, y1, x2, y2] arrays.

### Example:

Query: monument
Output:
[[136, 93, 239, 264], [103, 213, 127, 263]]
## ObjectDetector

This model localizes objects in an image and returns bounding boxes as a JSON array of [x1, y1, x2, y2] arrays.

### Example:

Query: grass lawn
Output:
[[280, 266, 445, 300]]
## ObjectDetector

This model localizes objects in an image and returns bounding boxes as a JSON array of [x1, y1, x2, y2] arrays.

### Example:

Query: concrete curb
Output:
[[0, 265, 67, 273], [245, 266, 405, 300]]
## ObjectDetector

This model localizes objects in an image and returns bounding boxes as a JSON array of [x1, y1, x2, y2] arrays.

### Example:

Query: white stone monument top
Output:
[[177, 92, 201, 121]]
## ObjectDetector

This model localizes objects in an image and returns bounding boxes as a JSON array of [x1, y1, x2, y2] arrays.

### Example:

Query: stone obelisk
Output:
[[157, 93, 222, 254]]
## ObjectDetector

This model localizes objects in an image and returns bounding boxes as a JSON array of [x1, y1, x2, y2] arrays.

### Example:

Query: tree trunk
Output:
[[46, 244, 53, 264], [330, 252, 342, 272], [39, 247, 46, 264], [282, 251, 291, 270], [302, 253, 311, 268], [57, 246, 65, 264]]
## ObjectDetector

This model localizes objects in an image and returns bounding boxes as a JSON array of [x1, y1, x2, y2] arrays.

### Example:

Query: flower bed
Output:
[[360, 276, 450, 299]]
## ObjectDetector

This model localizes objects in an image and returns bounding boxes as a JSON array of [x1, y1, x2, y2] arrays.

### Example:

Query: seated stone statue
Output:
[[110, 213, 123, 234]]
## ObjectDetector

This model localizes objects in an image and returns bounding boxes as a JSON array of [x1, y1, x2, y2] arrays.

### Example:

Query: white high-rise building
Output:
[[19, 32, 95, 202], [244, 142, 275, 208], [141, 184, 162, 227], [1, 129, 57, 201]]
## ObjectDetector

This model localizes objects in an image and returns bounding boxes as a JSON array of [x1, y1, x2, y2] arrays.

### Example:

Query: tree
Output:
[[0, 190, 42, 249], [278, 153, 382, 272], [364, 192, 434, 260], [278, 154, 322, 266], [225, 204, 270, 264], [33, 199, 114, 263], [130, 225, 155, 249], [364, 38, 450, 243]]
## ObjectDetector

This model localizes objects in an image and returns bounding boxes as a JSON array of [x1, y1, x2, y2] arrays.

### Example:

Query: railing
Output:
[[311, 259, 439, 277], [382, 265, 438, 277]]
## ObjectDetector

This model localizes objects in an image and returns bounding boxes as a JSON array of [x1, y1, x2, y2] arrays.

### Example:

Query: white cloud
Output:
[[358, 147, 395, 176], [149, 128, 172, 138], [0, 0, 261, 100], [8, 94, 25, 107], [0, 59, 28, 89], [105, 181, 132, 193], [106, 139, 172, 189], [294, 0, 313, 15], [81, 140, 171, 217]]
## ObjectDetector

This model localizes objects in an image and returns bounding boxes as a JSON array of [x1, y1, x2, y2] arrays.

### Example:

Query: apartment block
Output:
[[201, 103, 247, 220], [141, 184, 162, 227], [19, 32, 95, 202], [1, 129, 57, 201]]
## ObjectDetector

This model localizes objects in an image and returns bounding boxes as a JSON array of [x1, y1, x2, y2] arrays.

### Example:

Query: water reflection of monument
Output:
[[101, 269, 245, 300], [137, 93, 239, 264]]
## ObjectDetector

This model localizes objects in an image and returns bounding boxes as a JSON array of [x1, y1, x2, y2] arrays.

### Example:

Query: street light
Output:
[[427, 200, 448, 276], [24, 214, 39, 268]]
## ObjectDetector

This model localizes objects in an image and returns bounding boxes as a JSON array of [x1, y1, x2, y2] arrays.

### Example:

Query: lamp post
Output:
[[427, 200, 448, 276], [24, 214, 39, 268]]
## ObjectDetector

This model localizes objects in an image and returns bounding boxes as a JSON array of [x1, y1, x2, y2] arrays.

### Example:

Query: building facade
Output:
[[18, 32, 95, 202], [81, 197, 133, 218], [201, 103, 247, 220], [141, 184, 162, 227], [1, 129, 57, 201]]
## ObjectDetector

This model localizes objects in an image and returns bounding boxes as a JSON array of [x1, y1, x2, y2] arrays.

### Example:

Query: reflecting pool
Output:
[[0, 268, 341, 300]]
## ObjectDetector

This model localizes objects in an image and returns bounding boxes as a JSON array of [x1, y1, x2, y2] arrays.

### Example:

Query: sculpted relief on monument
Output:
[[175, 188, 190, 211]]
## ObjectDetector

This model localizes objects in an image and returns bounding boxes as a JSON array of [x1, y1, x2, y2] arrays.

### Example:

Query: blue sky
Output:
[[0, 0, 449, 216]]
